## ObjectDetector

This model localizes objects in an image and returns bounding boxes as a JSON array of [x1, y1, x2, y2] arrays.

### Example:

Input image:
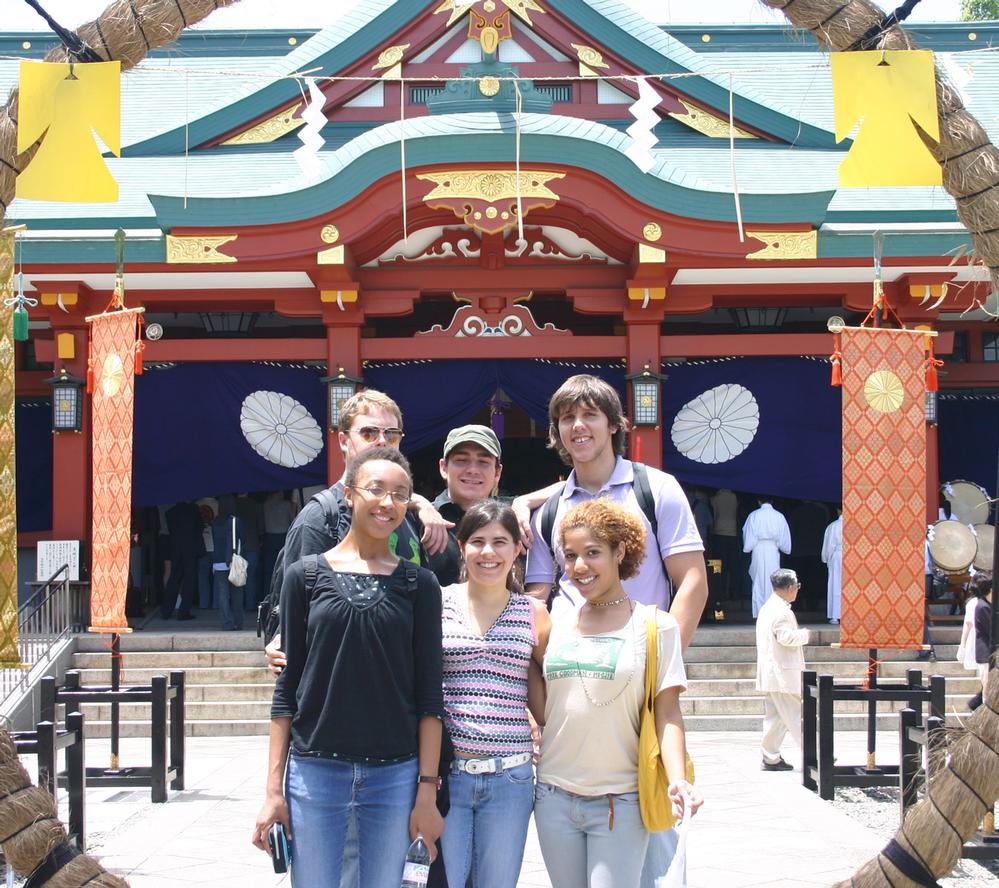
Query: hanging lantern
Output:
[[626, 363, 666, 427], [44, 368, 86, 432], [320, 366, 363, 430]]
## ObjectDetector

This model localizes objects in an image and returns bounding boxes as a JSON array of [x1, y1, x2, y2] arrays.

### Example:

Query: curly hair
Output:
[[558, 498, 647, 581], [344, 446, 412, 490]]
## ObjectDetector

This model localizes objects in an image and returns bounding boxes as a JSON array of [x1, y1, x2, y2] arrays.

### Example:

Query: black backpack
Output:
[[538, 461, 669, 601], [257, 486, 346, 644]]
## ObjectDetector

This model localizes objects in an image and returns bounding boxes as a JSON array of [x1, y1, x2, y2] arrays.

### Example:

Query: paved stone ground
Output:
[[20, 731, 980, 887]]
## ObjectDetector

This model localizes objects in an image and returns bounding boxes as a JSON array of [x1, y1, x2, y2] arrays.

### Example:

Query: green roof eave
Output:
[[817, 228, 971, 259], [122, 0, 428, 157], [20, 237, 164, 265], [148, 130, 835, 230], [544, 0, 836, 149]]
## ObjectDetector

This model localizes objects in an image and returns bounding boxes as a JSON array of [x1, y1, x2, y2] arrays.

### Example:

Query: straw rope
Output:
[[0, 0, 241, 226], [760, 0, 999, 291]]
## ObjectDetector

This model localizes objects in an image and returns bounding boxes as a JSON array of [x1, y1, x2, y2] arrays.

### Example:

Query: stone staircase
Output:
[[64, 625, 974, 738]]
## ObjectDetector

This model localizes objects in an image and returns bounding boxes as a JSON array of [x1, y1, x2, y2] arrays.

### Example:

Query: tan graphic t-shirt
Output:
[[538, 603, 686, 796]]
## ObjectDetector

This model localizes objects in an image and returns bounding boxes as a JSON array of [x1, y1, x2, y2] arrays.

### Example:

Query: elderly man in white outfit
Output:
[[821, 511, 843, 624], [743, 499, 792, 618], [756, 568, 810, 771]]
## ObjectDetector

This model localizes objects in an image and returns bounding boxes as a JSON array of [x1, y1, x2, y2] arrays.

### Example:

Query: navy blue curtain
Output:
[[16, 401, 53, 532], [661, 357, 841, 501], [364, 359, 626, 450], [134, 363, 327, 506], [939, 395, 999, 493]]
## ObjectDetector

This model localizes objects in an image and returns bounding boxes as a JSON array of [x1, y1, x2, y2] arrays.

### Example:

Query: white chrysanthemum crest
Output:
[[671, 383, 760, 465], [240, 390, 324, 468]]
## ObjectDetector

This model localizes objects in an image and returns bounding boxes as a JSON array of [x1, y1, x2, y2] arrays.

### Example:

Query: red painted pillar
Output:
[[49, 320, 91, 542], [926, 419, 940, 523], [324, 312, 363, 484], [624, 302, 666, 468]]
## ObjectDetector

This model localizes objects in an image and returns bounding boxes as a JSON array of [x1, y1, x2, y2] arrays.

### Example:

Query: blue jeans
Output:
[[534, 782, 648, 888], [214, 569, 243, 630], [640, 827, 680, 887], [286, 754, 417, 888], [197, 555, 214, 609], [441, 761, 534, 888]]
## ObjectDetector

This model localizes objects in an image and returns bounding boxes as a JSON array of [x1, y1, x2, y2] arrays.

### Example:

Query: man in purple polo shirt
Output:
[[522, 374, 707, 648]]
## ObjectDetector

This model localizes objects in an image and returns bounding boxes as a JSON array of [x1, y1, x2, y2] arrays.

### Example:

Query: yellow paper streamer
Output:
[[16, 60, 121, 203], [831, 50, 941, 188], [0, 229, 21, 666]]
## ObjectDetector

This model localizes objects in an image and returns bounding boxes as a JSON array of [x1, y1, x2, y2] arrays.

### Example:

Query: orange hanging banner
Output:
[[839, 327, 927, 649], [87, 307, 143, 633]]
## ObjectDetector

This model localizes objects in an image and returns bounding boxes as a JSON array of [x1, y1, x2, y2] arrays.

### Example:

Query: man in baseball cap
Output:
[[429, 424, 506, 585]]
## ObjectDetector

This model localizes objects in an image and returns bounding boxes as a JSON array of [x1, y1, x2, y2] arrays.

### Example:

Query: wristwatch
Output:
[[418, 775, 442, 790]]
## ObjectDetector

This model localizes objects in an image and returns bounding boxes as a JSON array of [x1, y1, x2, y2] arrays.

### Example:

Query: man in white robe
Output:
[[743, 498, 792, 618], [821, 511, 843, 623]]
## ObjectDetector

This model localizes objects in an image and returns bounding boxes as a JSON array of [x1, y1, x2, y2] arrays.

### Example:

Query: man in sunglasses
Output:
[[264, 389, 450, 663]]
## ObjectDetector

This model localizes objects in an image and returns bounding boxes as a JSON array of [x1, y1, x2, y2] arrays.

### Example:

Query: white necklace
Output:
[[572, 602, 637, 708], [588, 593, 628, 608]]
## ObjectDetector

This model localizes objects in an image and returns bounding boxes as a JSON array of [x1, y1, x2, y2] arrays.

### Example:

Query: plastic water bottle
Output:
[[401, 835, 431, 887]]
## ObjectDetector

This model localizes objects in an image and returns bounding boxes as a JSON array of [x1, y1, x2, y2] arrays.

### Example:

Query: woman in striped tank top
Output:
[[440, 499, 551, 888]]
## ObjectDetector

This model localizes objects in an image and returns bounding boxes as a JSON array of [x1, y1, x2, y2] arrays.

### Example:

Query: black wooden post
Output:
[[110, 633, 121, 772], [150, 674, 167, 803], [39, 675, 57, 724], [65, 710, 86, 850], [926, 714, 946, 779], [866, 650, 879, 770], [802, 670, 818, 791], [818, 674, 835, 800], [929, 675, 946, 721], [169, 670, 185, 791], [898, 707, 919, 816], [36, 720, 56, 799]]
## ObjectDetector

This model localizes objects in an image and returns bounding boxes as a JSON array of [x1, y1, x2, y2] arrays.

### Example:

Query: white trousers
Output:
[[761, 692, 801, 764]]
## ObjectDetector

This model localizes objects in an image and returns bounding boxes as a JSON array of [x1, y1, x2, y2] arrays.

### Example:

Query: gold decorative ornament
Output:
[[101, 352, 126, 398], [434, 0, 475, 27], [317, 245, 346, 265], [643, 222, 662, 242], [479, 76, 501, 96], [744, 229, 818, 261], [638, 244, 667, 264], [484, 0, 496, 9], [165, 234, 238, 264], [571, 44, 610, 69], [864, 369, 905, 414], [320, 224, 340, 244], [372, 44, 410, 71], [668, 99, 756, 140], [221, 103, 303, 146], [419, 170, 563, 202], [434, 0, 544, 28], [503, 0, 545, 25]]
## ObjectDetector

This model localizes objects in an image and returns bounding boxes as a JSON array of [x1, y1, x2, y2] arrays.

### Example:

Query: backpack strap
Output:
[[540, 485, 565, 558], [404, 565, 419, 597], [632, 462, 671, 598], [302, 553, 321, 621], [312, 486, 346, 539]]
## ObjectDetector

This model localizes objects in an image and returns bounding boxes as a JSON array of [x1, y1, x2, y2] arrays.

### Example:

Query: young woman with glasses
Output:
[[253, 447, 444, 887], [532, 498, 700, 888], [439, 499, 551, 888]]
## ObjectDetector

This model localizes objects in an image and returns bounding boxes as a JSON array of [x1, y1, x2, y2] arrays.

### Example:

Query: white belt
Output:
[[456, 753, 532, 775]]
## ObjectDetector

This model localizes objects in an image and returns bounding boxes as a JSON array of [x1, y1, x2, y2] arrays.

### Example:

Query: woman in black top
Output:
[[252, 447, 444, 887]]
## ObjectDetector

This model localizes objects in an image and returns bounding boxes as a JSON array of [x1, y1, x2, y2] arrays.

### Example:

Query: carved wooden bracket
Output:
[[417, 291, 569, 338]]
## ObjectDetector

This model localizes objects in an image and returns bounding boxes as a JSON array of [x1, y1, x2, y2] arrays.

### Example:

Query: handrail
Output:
[[0, 563, 77, 723]]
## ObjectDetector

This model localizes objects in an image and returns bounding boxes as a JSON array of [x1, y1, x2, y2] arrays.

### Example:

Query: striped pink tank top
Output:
[[441, 585, 537, 758]]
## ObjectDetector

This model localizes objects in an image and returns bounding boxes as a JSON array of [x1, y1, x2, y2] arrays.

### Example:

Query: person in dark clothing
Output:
[[252, 447, 444, 887], [162, 500, 205, 620]]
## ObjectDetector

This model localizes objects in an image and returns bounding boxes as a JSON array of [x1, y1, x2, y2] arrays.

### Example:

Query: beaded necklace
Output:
[[572, 601, 637, 708]]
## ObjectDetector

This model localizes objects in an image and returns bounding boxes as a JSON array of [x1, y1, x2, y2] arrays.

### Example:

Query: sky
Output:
[[0, 0, 964, 31]]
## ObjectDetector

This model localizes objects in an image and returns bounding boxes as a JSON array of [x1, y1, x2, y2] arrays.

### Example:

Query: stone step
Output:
[[682, 712, 971, 732], [685, 660, 968, 680], [684, 676, 981, 696], [75, 631, 263, 653], [77, 700, 272, 721], [71, 666, 273, 685], [82, 718, 271, 739], [72, 650, 266, 669], [678, 693, 974, 716], [683, 646, 958, 663]]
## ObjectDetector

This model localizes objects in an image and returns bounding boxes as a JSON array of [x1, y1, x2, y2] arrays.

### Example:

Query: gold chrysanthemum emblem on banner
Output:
[[863, 369, 905, 413], [102, 352, 126, 397]]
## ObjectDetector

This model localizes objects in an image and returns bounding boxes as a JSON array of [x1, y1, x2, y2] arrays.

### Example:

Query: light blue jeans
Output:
[[441, 760, 535, 888], [214, 569, 243, 630], [534, 782, 649, 888], [285, 754, 417, 888]]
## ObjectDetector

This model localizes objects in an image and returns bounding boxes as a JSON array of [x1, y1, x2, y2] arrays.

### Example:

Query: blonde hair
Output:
[[339, 389, 402, 432]]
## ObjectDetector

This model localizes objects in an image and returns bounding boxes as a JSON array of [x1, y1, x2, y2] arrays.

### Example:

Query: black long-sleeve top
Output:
[[272, 557, 443, 762]]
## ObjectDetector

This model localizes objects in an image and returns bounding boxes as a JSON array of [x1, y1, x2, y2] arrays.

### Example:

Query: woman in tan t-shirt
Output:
[[531, 498, 701, 888]]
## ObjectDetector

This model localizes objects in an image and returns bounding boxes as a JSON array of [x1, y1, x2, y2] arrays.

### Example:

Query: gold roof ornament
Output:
[[434, 0, 545, 53], [642, 222, 662, 242], [571, 44, 609, 77], [320, 225, 340, 244], [744, 230, 817, 261], [668, 100, 756, 140], [221, 103, 303, 146], [372, 44, 409, 80], [165, 234, 238, 264]]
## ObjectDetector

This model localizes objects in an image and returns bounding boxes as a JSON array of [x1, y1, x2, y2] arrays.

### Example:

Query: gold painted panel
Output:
[[221, 103, 303, 146], [165, 234, 238, 264], [745, 230, 818, 261]]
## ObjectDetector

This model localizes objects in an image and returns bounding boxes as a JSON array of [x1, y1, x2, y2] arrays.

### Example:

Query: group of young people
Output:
[[251, 375, 708, 888]]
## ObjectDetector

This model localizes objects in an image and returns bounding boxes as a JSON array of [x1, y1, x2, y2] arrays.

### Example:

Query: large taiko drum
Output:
[[928, 519, 978, 575], [942, 480, 990, 526], [973, 524, 994, 572]]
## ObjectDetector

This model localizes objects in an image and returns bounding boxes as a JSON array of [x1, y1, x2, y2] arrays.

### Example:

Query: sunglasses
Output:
[[351, 426, 405, 445]]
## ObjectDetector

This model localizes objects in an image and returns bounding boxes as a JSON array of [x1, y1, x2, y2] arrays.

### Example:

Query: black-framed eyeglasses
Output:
[[351, 426, 405, 444], [348, 484, 412, 505]]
